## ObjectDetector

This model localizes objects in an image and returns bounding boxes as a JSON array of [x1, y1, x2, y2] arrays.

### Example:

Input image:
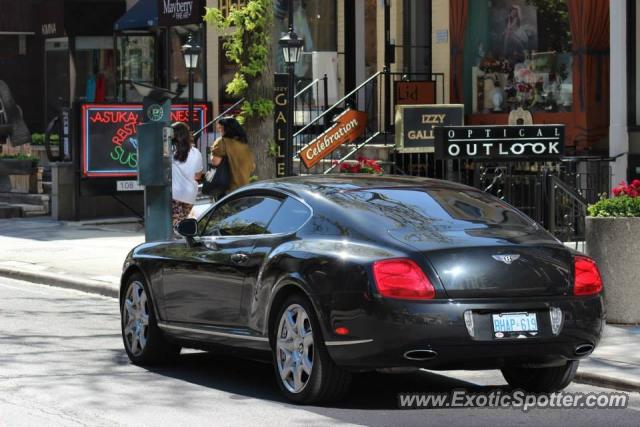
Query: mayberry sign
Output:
[[299, 109, 367, 169], [158, 0, 203, 26], [434, 125, 565, 160]]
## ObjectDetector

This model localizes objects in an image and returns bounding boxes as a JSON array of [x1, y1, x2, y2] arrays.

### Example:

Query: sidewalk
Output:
[[0, 216, 639, 393], [0, 217, 144, 297]]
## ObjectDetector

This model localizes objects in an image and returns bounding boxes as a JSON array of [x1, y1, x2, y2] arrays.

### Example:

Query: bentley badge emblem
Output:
[[492, 254, 520, 265]]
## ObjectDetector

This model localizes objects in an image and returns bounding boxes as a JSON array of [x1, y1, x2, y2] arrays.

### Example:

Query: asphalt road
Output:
[[1, 277, 639, 427]]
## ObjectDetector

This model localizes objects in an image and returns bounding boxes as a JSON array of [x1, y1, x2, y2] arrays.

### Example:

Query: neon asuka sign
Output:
[[81, 104, 208, 178]]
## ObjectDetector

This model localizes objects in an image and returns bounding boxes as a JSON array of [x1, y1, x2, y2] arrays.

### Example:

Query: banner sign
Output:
[[81, 103, 208, 178], [274, 73, 288, 177], [394, 81, 436, 105], [157, 0, 204, 26], [395, 104, 464, 153], [300, 109, 367, 169], [434, 125, 565, 160]]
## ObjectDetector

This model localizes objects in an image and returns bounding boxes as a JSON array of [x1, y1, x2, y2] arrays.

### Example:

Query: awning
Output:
[[114, 0, 158, 31]]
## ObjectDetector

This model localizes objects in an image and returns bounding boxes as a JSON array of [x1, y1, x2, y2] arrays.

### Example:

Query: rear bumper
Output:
[[325, 294, 605, 371]]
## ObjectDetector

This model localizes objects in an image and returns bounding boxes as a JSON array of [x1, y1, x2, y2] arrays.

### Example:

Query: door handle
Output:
[[230, 252, 250, 265]]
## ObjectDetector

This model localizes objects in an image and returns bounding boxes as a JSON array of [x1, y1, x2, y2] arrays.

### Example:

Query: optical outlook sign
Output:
[[434, 125, 565, 160]]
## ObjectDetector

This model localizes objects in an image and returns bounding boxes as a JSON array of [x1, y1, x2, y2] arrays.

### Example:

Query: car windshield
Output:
[[327, 186, 536, 231]]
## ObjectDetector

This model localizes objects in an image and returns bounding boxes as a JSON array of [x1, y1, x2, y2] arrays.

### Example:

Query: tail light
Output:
[[573, 256, 603, 296], [373, 258, 435, 300]]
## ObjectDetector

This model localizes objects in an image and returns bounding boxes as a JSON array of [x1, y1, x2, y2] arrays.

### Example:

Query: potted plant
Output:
[[586, 180, 640, 323], [338, 156, 383, 174], [0, 153, 40, 193]]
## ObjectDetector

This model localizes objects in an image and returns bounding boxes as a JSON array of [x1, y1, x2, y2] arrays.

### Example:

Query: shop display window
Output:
[[75, 37, 116, 103], [116, 34, 155, 102], [463, 0, 573, 114], [274, 0, 337, 76]]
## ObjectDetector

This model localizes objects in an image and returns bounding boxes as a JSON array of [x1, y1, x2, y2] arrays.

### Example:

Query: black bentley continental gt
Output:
[[119, 176, 604, 404]]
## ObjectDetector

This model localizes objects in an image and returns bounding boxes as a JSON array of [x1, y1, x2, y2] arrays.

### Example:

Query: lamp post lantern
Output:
[[182, 34, 201, 132], [279, 28, 304, 177]]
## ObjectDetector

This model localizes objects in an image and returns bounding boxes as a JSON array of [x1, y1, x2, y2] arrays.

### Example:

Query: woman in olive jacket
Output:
[[210, 117, 255, 194]]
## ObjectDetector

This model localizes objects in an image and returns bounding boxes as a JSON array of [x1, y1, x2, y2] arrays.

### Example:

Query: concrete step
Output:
[[0, 204, 23, 219], [17, 203, 49, 217], [0, 192, 50, 205], [0, 193, 50, 217]]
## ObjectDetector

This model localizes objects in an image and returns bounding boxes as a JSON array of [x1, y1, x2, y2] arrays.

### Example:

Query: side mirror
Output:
[[176, 218, 198, 238]]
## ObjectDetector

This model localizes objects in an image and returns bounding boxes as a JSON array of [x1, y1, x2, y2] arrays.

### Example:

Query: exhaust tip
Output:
[[403, 349, 438, 361], [575, 343, 594, 356]]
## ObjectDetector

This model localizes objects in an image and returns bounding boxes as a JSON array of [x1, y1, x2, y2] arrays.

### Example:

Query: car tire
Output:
[[120, 273, 181, 365], [501, 360, 579, 392], [271, 294, 352, 404]]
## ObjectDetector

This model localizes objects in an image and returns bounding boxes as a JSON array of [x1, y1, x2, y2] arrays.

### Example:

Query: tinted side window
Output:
[[268, 197, 312, 234], [202, 196, 282, 236]]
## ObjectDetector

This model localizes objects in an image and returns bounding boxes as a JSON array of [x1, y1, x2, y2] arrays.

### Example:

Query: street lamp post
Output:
[[279, 29, 304, 177], [182, 35, 201, 132]]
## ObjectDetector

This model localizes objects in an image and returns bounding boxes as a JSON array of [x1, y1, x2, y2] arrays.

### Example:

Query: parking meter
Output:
[[133, 82, 178, 242]]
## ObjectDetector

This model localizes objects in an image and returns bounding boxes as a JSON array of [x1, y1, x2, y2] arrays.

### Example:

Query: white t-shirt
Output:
[[172, 146, 203, 205]]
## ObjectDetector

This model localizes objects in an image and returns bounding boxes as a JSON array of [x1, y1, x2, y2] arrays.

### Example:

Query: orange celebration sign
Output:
[[300, 109, 367, 169]]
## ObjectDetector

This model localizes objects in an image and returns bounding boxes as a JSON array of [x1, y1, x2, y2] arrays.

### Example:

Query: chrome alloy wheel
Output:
[[123, 281, 149, 356], [276, 304, 314, 393]]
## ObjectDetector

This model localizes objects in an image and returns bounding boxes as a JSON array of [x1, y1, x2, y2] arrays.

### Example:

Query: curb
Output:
[[0, 267, 119, 298], [575, 372, 640, 393]]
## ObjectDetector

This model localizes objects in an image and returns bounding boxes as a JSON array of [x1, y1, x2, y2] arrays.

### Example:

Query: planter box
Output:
[[586, 217, 640, 324], [0, 159, 41, 193]]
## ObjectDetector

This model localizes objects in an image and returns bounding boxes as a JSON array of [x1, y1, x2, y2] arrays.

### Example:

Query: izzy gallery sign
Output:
[[395, 104, 464, 153], [434, 125, 565, 160], [300, 109, 367, 169], [157, 0, 204, 26]]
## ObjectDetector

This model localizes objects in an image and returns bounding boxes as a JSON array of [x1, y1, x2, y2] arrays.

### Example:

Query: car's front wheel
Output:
[[501, 360, 579, 392], [272, 294, 351, 404], [121, 274, 181, 365]]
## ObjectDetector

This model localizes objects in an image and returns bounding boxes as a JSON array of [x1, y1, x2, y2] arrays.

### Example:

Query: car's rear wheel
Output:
[[272, 294, 351, 404], [121, 274, 180, 365], [501, 360, 579, 392]]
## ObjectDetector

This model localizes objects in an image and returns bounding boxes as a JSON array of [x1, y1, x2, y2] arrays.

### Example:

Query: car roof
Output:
[[244, 175, 471, 199]]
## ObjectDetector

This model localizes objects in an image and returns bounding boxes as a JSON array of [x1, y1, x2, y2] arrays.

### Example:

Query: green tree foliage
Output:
[[204, 1, 276, 180], [204, 1, 274, 121]]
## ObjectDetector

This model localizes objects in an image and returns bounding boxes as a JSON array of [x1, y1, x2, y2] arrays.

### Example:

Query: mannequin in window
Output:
[[503, 5, 528, 57]]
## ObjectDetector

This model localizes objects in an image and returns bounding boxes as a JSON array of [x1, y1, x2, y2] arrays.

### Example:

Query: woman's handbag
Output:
[[202, 157, 231, 197]]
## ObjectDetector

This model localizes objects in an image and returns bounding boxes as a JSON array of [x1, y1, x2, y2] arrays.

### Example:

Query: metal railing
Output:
[[294, 75, 329, 129], [193, 97, 246, 139], [292, 69, 445, 175]]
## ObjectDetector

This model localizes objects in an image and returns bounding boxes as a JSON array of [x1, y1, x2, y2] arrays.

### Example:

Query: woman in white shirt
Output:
[[171, 122, 203, 227]]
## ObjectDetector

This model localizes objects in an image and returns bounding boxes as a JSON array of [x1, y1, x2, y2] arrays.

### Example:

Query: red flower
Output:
[[631, 179, 640, 189], [612, 187, 622, 197]]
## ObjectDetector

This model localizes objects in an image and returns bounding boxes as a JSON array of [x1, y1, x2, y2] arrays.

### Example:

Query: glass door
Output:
[[44, 38, 70, 124]]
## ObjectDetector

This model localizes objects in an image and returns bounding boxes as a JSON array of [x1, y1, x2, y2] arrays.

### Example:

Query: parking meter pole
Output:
[[137, 96, 173, 242]]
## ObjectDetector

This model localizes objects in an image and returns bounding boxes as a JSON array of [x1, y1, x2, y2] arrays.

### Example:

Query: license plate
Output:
[[492, 312, 538, 333], [117, 180, 143, 192]]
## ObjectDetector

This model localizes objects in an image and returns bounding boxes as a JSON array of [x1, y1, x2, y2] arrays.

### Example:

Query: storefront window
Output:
[[463, 0, 573, 114], [116, 34, 155, 102], [274, 0, 337, 76], [169, 26, 205, 101], [75, 37, 116, 103]]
